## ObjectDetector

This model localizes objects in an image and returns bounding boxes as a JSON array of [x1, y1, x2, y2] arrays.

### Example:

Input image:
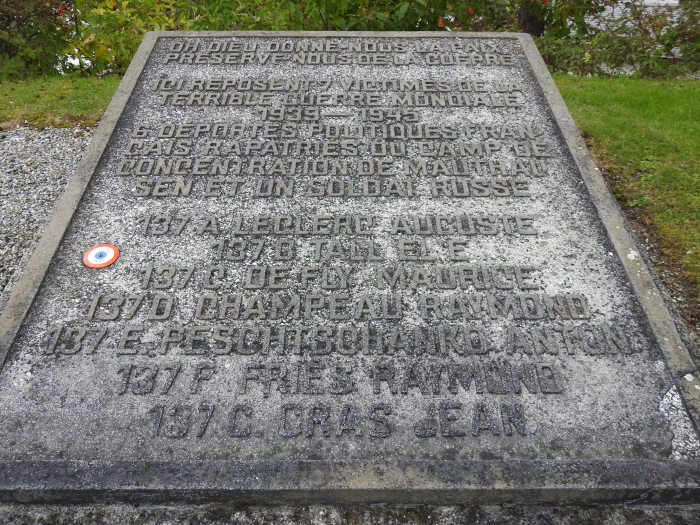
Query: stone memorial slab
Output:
[[0, 31, 699, 504]]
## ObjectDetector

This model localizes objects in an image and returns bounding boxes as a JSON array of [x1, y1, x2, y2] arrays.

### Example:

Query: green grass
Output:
[[0, 73, 121, 128], [554, 75, 700, 290], [1, 73, 698, 290]]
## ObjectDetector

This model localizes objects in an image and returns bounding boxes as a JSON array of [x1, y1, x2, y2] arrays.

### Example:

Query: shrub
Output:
[[0, 0, 69, 79], [537, 0, 700, 78], [0, 0, 698, 79], [65, 0, 239, 74]]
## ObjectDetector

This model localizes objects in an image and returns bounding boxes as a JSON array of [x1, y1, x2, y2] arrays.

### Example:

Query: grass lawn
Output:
[[0, 73, 121, 128], [0, 74, 698, 296], [554, 75, 700, 293]]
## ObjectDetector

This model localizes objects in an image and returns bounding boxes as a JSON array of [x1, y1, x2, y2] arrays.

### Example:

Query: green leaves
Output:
[[57, 0, 245, 74], [1, 0, 698, 79], [537, 0, 700, 79], [396, 2, 409, 20]]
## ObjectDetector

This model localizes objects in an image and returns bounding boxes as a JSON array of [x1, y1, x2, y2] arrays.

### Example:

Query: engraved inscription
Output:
[[0, 35, 672, 465]]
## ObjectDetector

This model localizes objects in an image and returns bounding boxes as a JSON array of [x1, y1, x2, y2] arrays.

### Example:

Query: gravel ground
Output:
[[0, 125, 94, 308], [0, 126, 699, 521]]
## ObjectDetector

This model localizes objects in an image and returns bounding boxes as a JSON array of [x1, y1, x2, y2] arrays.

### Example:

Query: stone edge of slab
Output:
[[0, 31, 697, 504], [0, 460, 699, 504]]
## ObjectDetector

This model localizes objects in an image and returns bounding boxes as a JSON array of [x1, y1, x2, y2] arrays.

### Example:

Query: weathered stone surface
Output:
[[0, 31, 698, 503], [3, 503, 700, 524]]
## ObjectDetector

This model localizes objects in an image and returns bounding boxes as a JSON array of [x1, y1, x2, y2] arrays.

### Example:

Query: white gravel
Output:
[[0, 125, 94, 308]]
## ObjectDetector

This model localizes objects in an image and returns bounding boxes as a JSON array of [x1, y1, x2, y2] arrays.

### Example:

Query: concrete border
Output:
[[0, 31, 698, 504], [0, 459, 699, 504]]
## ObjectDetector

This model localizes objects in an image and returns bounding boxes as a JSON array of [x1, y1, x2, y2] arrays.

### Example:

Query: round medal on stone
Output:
[[83, 244, 119, 268]]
